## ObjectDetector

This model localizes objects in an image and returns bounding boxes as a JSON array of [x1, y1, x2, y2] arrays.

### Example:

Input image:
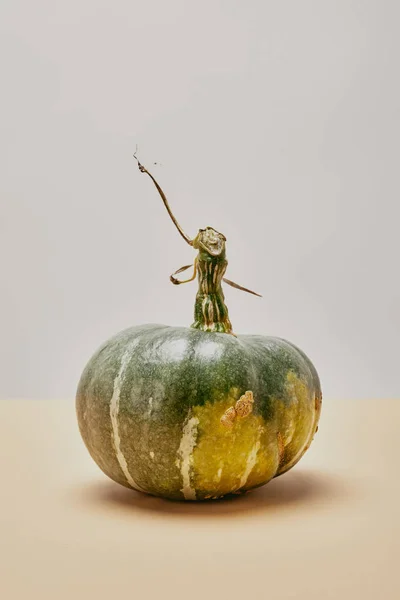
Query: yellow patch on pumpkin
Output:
[[191, 389, 279, 498], [275, 371, 316, 475]]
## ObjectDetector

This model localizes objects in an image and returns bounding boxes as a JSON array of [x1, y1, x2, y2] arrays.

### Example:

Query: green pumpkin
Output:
[[76, 161, 322, 501]]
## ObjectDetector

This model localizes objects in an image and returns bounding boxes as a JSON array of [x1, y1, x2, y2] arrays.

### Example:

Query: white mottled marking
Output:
[[239, 435, 261, 489], [110, 345, 143, 491], [177, 413, 199, 500], [148, 397, 153, 416], [150, 451, 155, 459], [285, 422, 296, 445]]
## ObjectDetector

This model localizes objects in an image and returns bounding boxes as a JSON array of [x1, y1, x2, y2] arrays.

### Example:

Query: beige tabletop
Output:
[[1, 398, 399, 600]]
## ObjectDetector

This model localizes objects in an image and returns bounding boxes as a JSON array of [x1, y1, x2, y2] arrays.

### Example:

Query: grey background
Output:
[[1, 0, 399, 400]]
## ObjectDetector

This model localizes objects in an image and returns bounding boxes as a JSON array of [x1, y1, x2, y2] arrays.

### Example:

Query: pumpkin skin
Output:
[[76, 323, 322, 501]]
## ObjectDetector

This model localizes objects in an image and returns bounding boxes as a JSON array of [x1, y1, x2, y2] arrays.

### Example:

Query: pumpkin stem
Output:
[[134, 153, 193, 246], [191, 227, 234, 334], [135, 156, 261, 335]]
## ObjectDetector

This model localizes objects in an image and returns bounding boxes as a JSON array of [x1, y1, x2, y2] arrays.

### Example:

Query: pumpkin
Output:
[[76, 160, 322, 501]]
